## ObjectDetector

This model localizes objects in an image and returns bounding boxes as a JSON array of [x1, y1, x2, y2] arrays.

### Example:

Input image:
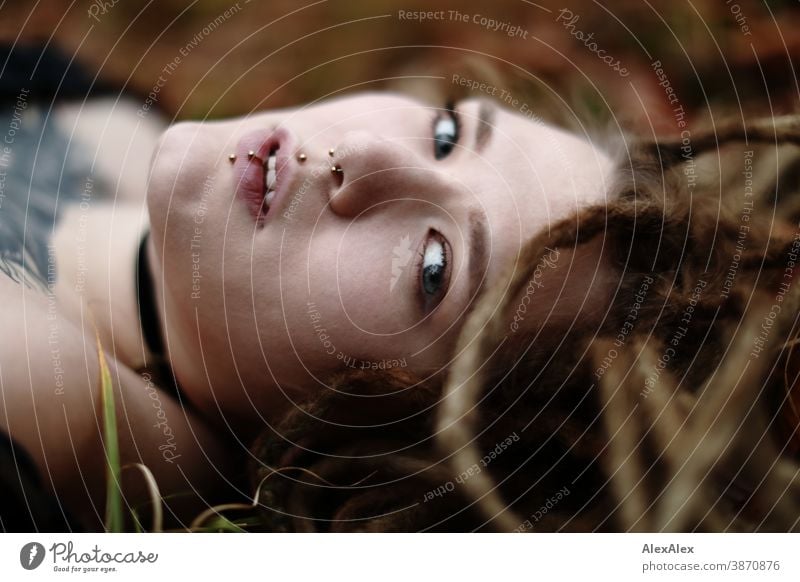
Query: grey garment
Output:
[[0, 99, 99, 290]]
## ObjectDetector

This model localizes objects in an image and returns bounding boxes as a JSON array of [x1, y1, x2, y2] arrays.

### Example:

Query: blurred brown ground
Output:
[[1, 0, 798, 133]]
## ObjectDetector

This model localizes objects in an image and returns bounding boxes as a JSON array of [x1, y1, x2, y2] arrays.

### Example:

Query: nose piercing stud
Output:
[[297, 152, 307, 162], [328, 148, 335, 157], [228, 153, 236, 162], [331, 164, 342, 175]]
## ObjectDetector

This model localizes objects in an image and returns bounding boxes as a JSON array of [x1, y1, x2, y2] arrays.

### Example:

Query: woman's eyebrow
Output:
[[467, 207, 489, 312], [475, 99, 497, 153]]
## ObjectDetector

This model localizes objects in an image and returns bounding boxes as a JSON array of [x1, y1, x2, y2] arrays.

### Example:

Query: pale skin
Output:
[[0, 91, 618, 529]]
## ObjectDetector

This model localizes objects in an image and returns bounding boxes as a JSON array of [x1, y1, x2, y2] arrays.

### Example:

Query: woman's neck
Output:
[[52, 201, 153, 371]]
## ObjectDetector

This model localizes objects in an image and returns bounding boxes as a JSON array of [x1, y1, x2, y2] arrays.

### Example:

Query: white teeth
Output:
[[263, 150, 278, 210]]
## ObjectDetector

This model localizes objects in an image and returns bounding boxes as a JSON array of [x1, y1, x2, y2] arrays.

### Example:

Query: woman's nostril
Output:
[[331, 163, 344, 187]]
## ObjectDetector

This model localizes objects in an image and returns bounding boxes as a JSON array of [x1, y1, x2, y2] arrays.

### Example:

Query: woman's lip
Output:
[[232, 126, 296, 226]]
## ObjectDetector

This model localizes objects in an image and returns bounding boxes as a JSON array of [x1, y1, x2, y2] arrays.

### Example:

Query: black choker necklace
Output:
[[136, 232, 186, 403], [136, 231, 166, 361]]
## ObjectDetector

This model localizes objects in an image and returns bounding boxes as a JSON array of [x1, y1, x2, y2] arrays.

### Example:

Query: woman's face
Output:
[[147, 91, 615, 422]]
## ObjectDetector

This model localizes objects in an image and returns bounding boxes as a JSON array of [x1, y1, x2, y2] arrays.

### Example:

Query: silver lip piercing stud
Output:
[[228, 153, 236, 162], [297, 152, 307, 162]]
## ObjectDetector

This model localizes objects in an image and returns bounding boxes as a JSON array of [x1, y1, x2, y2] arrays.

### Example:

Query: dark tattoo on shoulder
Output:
[[0, 90, 97, 291]]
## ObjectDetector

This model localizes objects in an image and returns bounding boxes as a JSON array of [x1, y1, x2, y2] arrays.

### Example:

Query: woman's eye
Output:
[[418, 231, 450, 311], [432, 105, 460, 160]]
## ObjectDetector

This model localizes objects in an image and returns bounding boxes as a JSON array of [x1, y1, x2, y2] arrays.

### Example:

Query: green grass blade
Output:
[[131, 508, 144, 533], [197, 515, 246, 533], [96, 331, 124, 532]]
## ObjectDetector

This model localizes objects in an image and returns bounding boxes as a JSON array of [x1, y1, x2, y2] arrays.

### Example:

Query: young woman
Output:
[[1, 45, 798, 532], [0, 44, 616, 530]]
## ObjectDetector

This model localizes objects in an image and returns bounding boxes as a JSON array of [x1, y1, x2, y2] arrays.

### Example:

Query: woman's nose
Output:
[[327, 130, 447, 218]]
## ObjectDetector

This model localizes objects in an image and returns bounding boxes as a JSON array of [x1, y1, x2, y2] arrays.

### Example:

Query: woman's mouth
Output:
[[233, 126, 296, 227]]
